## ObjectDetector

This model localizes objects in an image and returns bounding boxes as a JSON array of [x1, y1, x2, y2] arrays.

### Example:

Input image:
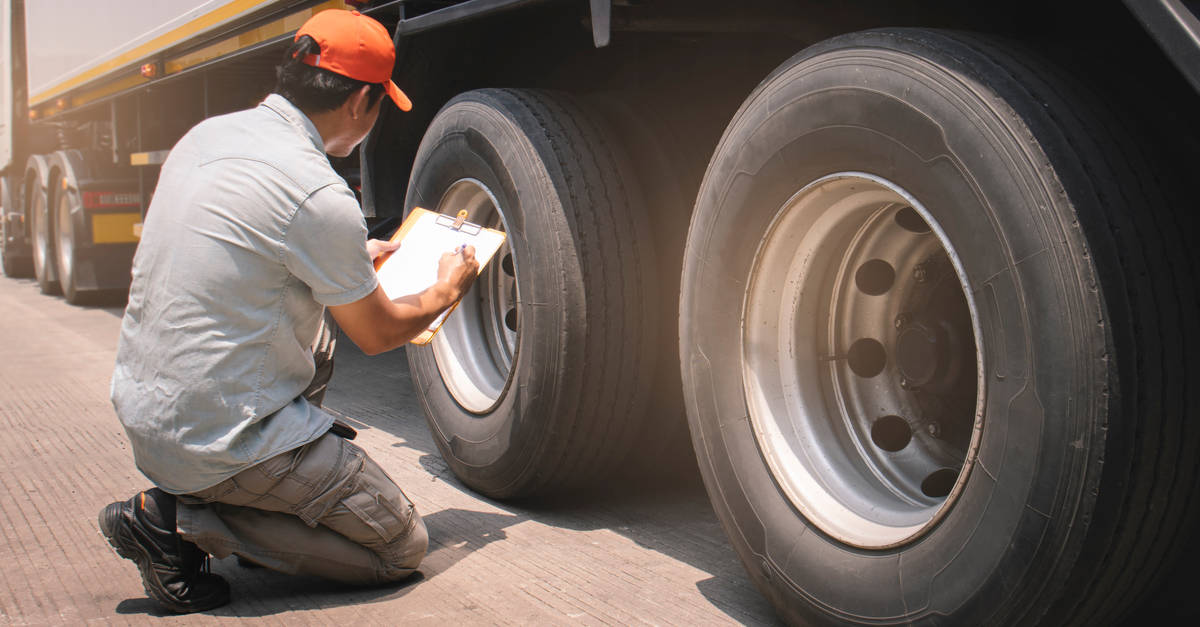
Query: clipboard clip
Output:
[[452, 209, 469, 230]]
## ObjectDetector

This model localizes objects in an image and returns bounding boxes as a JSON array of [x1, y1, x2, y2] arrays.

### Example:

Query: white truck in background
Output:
[[4, 1, 1199, 624]]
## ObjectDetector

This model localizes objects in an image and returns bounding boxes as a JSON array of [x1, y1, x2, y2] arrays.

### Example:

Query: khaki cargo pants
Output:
[[175, 314, 428, 584]]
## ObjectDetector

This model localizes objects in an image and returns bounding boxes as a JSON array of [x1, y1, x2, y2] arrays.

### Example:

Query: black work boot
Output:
[[98, 488, 230, 613]]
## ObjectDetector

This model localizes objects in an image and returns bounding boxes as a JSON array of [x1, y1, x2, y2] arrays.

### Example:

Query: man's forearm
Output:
[[328, 281, 461, 355], [378, 282, 461, 350]]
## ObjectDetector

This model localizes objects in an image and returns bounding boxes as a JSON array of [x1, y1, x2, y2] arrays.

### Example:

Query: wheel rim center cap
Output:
[[896, 321, 943, 387]]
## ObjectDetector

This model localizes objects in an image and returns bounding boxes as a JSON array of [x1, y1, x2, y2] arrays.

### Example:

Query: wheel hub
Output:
[[57, 188, 74, 284], [430, 178, 517, 414], [896, 321, 942, 388]]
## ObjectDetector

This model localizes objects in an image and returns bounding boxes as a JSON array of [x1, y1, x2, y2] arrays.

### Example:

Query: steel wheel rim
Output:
[[0, 182, 9, 269], [431, 178, 517, 413], [32, 186, 50, 277], [742, 172, 985, 549], [56, 189, 74, 284], [0, 181, 7, 257]]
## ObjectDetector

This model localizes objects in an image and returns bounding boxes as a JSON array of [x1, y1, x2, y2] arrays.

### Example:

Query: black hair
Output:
[[275, 36, 386, 114]]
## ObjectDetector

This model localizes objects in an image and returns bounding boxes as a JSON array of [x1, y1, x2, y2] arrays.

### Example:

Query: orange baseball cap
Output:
[[295, 9, 412, 111]]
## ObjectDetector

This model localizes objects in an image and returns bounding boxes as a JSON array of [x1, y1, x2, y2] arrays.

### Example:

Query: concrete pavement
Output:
[[0, 274, 778, 625]]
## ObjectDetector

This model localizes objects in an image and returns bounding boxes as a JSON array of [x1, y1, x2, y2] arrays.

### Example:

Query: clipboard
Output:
[[373, 207, 507, 345]]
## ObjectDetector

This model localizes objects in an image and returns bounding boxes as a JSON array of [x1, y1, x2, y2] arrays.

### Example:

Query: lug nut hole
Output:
[[504, 307, 518, 331], [871, 415, 911, 452], [847, 338, 887, 378], [895, 206, 931, 233], [921, 468, 958, 498], [855, 259, 895, 295], [502, 253, 515, 276]]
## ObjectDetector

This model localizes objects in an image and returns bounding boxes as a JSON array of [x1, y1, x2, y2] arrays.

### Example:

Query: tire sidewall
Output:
[[0, 176, 19, 274], [681, 31, 1105, 624], [1, 177, 10, 254], [49, 151, 85, 302], [26, 156, 58, 292]]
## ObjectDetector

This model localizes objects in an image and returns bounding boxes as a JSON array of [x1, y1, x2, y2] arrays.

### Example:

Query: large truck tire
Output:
[[25, 155, 58, 294], [0, 176, 33, 278], [403, 88, 658, 498], [49, 151, 86, 304], [45, 149, 137, 304], [679, 29, 1197, 625], [586, 95, 702, 481]]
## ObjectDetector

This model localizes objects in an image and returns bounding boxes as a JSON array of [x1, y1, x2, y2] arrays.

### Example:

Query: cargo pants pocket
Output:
[[341, 488, 415, 544]]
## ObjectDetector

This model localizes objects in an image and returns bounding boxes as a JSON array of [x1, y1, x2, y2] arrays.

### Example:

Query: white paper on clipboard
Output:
[[373, 208, 506, 344]]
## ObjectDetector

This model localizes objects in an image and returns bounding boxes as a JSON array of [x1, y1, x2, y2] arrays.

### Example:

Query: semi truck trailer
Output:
[[3, 1, 1198, 624]]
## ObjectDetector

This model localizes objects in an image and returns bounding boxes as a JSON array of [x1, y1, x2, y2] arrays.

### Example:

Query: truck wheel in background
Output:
[[1, 176, 33, 278], [25, 155, 58, 294], [403, 88, 658, 499], [679, 29, 1197, 625], [48, 150, 89, 304]]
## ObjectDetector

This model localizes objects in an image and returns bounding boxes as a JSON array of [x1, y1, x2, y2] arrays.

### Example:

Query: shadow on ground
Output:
[[2, 276, 127, 314], [323, 340, 780, 625], [110, 508, 537, 619], [115, 569, 425, 618]]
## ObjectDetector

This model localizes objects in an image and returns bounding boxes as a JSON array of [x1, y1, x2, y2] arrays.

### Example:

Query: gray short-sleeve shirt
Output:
[[110, 94, 378, 494]]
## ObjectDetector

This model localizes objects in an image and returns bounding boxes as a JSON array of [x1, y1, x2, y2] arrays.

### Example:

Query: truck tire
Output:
[[403, 88, 657, 498], [25, 155, 58, 294], [679, 29, 1197, 625], [49, 151, 86, 303], [1, 176, 33, 278]]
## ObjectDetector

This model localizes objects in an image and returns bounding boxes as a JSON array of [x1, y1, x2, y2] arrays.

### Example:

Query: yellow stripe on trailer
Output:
[[92, 213, 142, 244], [32, 0, 276, 105], [31, 0, 348, 107], [166, 0, 346, 75]]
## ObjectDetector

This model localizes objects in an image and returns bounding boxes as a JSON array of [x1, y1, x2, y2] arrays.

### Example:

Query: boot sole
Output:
[[98, 502, 229, 613]]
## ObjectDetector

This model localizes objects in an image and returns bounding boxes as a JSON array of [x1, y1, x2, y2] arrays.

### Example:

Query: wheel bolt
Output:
[[913, 264, 928, 283], [894, 313, 911, 329], [926, 422, 942, 438]]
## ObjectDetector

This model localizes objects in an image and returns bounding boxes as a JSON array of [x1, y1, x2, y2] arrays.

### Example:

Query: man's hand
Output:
[[367, 238, 401, 261], [439, 245, 479, 301]]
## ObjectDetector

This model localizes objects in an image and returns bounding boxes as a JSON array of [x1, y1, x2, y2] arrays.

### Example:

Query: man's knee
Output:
[[317, 449, 429, 580], [379, 510, 428, 580]]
